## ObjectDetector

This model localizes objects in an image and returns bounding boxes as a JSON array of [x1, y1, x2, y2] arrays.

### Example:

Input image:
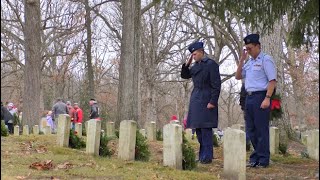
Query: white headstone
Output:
[[75, 123, 82, 137], [139, 129, 146, 138], [270, 127, 279, 155], [14, 125, 19, 136], [147, 121, 156, 141], [56, 114, 71, 147], [163, 123, 183, 170], [118, 120, 137, 161], [23, 125, 29, 135], [307, 129, 319, 161], [223, 128, 246, 180], [44, 126, 52, 135], [33, 125, 39, 135], [86, 119, 102, 156], [106, 121, 115, 137]]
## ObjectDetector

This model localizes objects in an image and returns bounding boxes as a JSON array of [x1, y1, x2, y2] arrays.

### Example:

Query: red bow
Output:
[[271, 99, 281, 110]]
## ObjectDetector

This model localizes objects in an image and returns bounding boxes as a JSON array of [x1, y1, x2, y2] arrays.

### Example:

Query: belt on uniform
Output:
[[247, 90, 267, 96]]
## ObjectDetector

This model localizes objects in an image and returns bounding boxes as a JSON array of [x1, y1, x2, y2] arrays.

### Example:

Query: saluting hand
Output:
[[240, 49, 248, 62], [260, 98, 270, 109], [207, 103, 215, 109], [186, 54, 193, 66]]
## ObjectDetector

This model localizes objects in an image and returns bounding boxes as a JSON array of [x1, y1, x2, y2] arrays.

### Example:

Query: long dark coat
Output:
[[181, 57, 221, 128]]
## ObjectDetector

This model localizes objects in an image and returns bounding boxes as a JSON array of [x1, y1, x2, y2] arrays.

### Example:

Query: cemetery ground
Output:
[[1, 135, 319, 180]]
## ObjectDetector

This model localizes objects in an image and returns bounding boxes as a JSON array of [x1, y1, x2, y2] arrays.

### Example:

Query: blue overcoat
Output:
[[181, 57, 221, 128]]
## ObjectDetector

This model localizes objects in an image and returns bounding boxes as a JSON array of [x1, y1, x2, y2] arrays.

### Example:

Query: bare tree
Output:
[[23, 0, 42, 126]]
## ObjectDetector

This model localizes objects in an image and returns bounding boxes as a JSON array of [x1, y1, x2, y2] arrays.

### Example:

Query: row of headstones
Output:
[[229, 124, 319, 161]]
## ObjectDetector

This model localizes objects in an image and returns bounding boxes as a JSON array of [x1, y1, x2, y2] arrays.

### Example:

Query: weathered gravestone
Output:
[[14, 125, 19, 136], [23, 125, 29, 135], [139, 129, 146, 138], [86, 119, 101, 156], [33, 125, 39, 135], [75, 123, 82, 137], [223, 128, 246, 180], [147, 121, 156, 141], [106, 121, 115, 137], [270, 127, 279, 155], [56, 114, 71, 147], [307, 129, 319, 161], [44, 126, 52, 135], [185, 128, 193, 141], [163, 123, 183, 170], [118, 120, 137, 161], [40, 117, 47, 132]]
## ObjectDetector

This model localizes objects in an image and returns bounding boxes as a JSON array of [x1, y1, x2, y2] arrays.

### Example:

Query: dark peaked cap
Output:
[[244, 34, 260, 45], [188, 41, 204, 53]]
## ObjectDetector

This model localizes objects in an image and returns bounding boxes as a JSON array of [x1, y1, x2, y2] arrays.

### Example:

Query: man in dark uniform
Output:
[[235, 34, 277, 168], [181, 41, 221, 164]]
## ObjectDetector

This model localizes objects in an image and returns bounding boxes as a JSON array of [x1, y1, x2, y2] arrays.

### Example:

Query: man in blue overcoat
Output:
[[181, 41, 221, 164]]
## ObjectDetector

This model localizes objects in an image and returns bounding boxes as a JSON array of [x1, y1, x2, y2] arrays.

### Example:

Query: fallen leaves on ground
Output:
[[29, 160, 54, 170], [35, 145, 48, 153], [56, 162, 73, 169]]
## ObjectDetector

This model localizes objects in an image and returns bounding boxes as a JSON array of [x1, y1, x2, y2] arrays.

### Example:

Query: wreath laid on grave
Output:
[[69, 129, 85, 149], [270, 93, 283, 121]]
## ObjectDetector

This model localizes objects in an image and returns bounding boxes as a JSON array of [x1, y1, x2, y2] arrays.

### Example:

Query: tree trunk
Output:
[[117, 0, 141, 124], [85, 0, 94, 98], [23, 0, 42, 126], [259, 21, 292, 142]]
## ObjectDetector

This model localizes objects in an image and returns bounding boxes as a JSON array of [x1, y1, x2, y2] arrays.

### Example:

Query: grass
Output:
[[1, 135, 216, 180], [1, 135, 319, 180]]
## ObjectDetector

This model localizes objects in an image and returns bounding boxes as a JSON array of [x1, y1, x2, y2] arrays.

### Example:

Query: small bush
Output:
[[39, 131, 44, 135], [279, 142, 288, 155], [69, 129, 86, 149], [213, 133, 220, 147], [99, 134, 112, 157], [115, 129, 119, 138], [13, 113, 20, 126], [156, 129, 163, 141], [182, 132, 197, 170], [300, 150, 309, 158], [135, 130, 150, 161], [82, 124, 86, 136], [1, 121, 9, 137]]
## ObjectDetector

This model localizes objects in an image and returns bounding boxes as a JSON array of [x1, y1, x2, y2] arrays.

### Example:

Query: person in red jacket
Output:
[[72, 103, 83, 130]]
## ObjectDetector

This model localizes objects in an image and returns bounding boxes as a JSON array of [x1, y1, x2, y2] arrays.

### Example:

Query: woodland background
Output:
[[1, 0, 319, 139]]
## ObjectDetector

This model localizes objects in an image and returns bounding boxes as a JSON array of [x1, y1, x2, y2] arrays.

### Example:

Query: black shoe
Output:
[[255, 163, 268, 168], [246, 162, 258, 167]]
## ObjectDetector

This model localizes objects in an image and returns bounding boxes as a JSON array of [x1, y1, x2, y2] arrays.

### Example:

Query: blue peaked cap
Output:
[[244, 34, 260, 45], [188, 41, 204, 53]]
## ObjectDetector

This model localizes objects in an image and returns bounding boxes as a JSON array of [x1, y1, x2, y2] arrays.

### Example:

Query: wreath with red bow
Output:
[[270, 94, 283, 121]]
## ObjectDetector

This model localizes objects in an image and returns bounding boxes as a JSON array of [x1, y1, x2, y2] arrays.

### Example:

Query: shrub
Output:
[[135, 130, 150, 161], [99, 133, 112, 157], [279, 142, 288, 155], [69, 129, 86, 149], [115, 129, 119, 138], [156, 129, 163, 141], [213, 133, 220, 147], [82, 124, 86, 136], [13, 113, 21, 126], [182, 132, 197, 170], [1, 121, 9, 137]]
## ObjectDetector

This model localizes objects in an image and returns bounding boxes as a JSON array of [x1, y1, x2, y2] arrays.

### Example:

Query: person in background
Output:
[[66, 101, 75, 129], [89, 99, 100, 120], [6, 102, 17, 134], [52, 98, 69, 132], [46, 111, 55, 132], [1, 101, 14, 134], [73, 103, 83, 129]]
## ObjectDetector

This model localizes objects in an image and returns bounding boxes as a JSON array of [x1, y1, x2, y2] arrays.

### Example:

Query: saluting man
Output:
[[235, 34, 277, 168], [181, 41, 221, 164]]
